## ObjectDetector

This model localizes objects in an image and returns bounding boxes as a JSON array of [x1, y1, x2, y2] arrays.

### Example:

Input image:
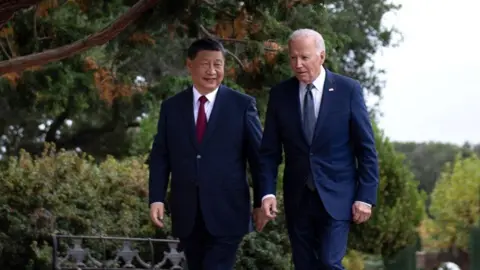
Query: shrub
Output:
[[348, 124, 426, 259], [343, 250, 365, 270], [0, 145, 165, 270], [422, 154, 480, 251], [236, 195, 292, 270]]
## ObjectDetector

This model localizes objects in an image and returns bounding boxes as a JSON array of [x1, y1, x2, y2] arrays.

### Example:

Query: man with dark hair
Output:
[[148, 38, 264, 270]]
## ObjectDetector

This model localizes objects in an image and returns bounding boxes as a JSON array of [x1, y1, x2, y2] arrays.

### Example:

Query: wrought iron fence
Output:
[[51, 234, 186, 270]]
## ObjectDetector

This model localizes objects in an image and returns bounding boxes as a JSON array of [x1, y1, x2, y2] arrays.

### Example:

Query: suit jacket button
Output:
[[197, 155, 201, 159]]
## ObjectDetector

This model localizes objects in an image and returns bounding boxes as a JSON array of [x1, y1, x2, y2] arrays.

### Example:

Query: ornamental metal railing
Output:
[[51, 234, 186, 269]]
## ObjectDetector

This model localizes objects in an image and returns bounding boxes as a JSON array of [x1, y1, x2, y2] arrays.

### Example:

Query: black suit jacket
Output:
[[149, 85, 263, 237]]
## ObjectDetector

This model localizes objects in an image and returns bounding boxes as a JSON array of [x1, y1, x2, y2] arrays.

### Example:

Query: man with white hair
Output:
[[258, 28, 380, 269]]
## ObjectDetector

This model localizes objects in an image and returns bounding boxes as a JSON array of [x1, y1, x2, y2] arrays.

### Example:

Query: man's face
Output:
[[187, 50, 224, 93], [288, 36, 325, 84]]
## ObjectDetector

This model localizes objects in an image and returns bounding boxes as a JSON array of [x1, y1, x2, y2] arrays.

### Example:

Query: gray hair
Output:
[[288, 29, 326, 54]]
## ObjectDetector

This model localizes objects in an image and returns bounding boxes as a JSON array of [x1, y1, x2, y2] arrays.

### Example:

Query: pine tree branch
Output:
[[0, 0, 42, 28], [198, 24, 244, 69], [0, 0, 161, 74]]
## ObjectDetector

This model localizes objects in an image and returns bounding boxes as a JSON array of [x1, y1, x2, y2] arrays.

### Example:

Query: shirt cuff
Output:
[[355, 201, 371, 207], [150, 202, 164, 206], [262, 194, 275, 201]]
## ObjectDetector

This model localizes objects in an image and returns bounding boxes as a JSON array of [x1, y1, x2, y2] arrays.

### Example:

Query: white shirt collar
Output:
[[193, 85, 219, 103], [299, 66, 326, 91]]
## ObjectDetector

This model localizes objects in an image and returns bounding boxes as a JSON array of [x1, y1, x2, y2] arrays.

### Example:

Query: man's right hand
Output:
[[253, 208, 269, 232], [261, 197, 278, 219], [150, 202, 165, 228]]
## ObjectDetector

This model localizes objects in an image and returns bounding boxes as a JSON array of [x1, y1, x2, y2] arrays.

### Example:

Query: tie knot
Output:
[[306, 84, 314, 91], [199, 95, 208, 104]]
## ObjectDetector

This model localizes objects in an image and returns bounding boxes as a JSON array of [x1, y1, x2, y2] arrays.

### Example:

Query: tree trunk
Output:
[[0, 0, 161, 74]]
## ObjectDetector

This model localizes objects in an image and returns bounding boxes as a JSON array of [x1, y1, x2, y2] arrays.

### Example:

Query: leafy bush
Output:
[[236, 195, 292, 270], [348, 124, 426, 259], [0, 145, 165, 270], [421, 154, 480, 251], [343, 250, 365, 270]]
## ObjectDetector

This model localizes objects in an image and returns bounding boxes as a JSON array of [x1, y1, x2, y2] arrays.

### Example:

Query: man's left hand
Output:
[[352, 201, 372, 224]]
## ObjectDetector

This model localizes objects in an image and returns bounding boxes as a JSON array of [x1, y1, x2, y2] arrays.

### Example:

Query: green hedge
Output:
[[0, 145, 161, 270], [348, 124, 426, 259]]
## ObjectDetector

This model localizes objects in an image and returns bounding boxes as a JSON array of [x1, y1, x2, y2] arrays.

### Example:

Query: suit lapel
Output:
[[181, 87, 199, 151], [312, 69, 336, 142], [200, 85, 227, 148]]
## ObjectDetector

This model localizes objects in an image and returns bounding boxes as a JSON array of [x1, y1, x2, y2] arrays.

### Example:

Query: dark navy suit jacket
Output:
[[149, 85, 263, 238], [259, 69, 379, 220]]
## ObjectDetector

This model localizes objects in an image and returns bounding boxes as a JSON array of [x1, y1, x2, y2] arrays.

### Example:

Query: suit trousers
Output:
[[180, 190, 243, 270], [286, 187, 350, 270]]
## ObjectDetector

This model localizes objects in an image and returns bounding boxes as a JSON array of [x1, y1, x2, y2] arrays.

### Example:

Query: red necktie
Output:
[[196, 96, 208, 143]]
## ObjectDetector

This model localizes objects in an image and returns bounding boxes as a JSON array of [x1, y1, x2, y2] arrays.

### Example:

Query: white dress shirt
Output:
[[299, 66, 326, 119], [262, 66, 371, 208], [193, 86, 218, 121]]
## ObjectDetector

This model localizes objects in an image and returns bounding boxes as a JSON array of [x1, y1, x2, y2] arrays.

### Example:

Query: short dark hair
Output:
[[187, 38, 225, 60]]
